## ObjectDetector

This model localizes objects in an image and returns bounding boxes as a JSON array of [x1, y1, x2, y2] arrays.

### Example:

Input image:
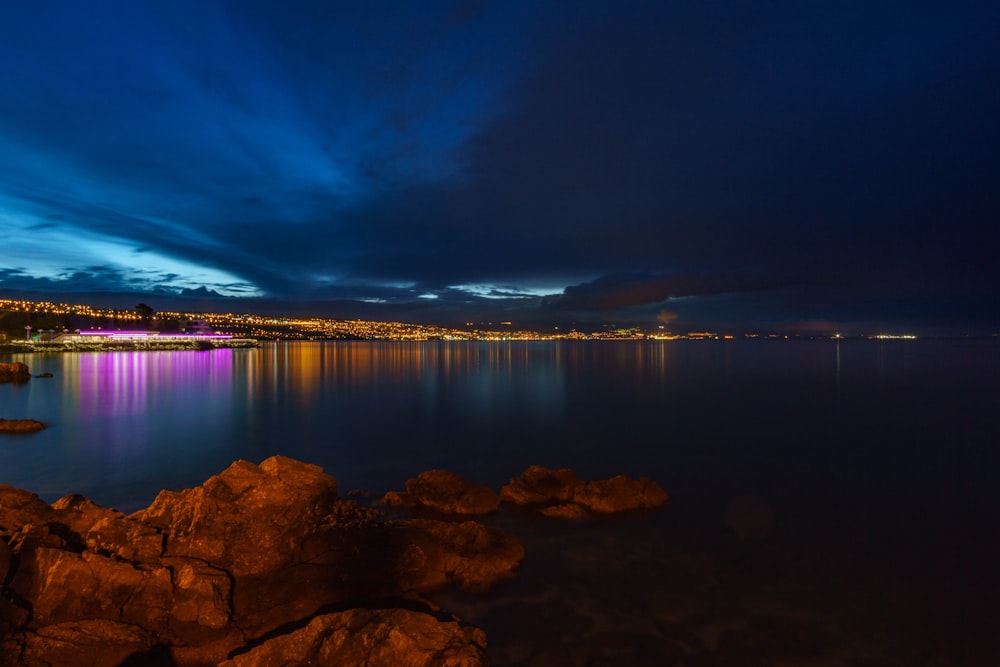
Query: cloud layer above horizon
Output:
[[2, 1, 998, 332]]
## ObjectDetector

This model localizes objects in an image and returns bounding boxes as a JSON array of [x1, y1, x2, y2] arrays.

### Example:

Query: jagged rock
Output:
[[7, 546, 233, 648], [572, 475, 669, 513], [18, 620, 158, 667], [499, 465, 582, 506], [132, 455, 339, 577], [0, 418, 47, 433], [0, 485, 54, 530], [231, 517, 524, 640], [0, 537, 11, 586], [0, 457, 529, 665], [388, 469, 500, 515], [46, 494, 167, 562], [220, 608, 488, 667], [391, 519, 525, 592], [383, 489, 417, 508], [500, 465, 668, 515], [539, 503, 590, 520], [0, 362, 31, 383]]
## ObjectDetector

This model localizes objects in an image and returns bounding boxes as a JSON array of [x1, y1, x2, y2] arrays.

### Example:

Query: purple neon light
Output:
[[77, 330, 233, 339]]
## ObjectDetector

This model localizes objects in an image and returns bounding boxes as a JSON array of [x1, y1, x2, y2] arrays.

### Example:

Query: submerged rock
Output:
[[0, 418, 47, 433], [220, 608, 488, 667], [132, 456, 340, 577], [501, 465, 668, 516], [499, 465, 582, 506], [0, 362, 31, 383], [385, 469, 500, 515], [573, 474, 670, 513], [389, 519, 525, 592], [19, 620, 158, 667]]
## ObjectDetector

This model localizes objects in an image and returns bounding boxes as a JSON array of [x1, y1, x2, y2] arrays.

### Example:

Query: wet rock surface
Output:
[[0, 362, 31, 383], [0, 458, 667, 666], [0, 419, 47, 433], [220, 608, 487, 667], [1, 363, 47, 432], [384, 469, 500, 515], [500, 465, 668, 516]]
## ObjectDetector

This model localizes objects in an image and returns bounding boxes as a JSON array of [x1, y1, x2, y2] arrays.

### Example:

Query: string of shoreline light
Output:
[[0, 298, 923, 342]]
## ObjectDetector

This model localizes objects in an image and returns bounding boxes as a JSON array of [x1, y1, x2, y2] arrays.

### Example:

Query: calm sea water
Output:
[[2, 340, 999, 665]]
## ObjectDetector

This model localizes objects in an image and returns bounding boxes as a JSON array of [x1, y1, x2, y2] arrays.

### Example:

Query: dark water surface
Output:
[[3, 340, 999, 665]]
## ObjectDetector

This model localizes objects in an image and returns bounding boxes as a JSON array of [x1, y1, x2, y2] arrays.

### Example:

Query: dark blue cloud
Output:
[[1, 1, 998, 332]]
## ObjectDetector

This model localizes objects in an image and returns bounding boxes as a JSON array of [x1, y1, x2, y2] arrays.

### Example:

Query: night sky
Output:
[[2, 1, 998, 333]]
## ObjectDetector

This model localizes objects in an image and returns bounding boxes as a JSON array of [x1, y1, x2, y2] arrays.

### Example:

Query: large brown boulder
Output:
[[18, 620, 157, 667], [387, 469, 500, 515], [0, 485, 240, 665], [231, 517, 524, 641], [573, 475, 670, 513], [0, 485, 55, 530], [220, 608, 488, 667], [499, 465, 582, 506], [500, 465, 668, 516], [0, 418, 47, 433], [132, 455, 339, 577], [0, 362, 31, 383], [390, 519, 525, 592]]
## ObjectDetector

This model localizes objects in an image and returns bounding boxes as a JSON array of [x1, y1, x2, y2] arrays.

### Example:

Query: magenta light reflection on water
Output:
[[0, 348, 240, 505], [73, 349, 236, 420]]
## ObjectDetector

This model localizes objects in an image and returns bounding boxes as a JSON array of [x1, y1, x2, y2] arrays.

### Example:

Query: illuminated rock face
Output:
[[0, 456, 519, 667], [133, 456, 341, 578], [0, 418, 47, 433], [0, 458, 666, 665], [0, 362, 31, 383], [218, 608, 487, 667], [384, 469, 501, 515], [499, 465, 582, 506], [500, 465, 669, 516]]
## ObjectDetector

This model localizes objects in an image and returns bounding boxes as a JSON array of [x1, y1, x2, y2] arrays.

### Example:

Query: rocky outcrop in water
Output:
[[0, 458, 667, 665], [0, 456, 520, 666], [219, 608, 487, 667], [500, 465, 669, 517], [0, 362, 31, 383], [383, 469, 500, 515], [0, 418, 47, 433]]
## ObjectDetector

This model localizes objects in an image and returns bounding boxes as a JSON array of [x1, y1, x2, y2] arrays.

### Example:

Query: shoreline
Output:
[[0, 338, 259, 353]]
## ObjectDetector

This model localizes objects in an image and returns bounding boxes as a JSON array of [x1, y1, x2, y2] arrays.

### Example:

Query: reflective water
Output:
[[2, 340, 998, 664]]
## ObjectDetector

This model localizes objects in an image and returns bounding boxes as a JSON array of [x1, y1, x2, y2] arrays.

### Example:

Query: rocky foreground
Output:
[[0, 456, 666, 666]]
